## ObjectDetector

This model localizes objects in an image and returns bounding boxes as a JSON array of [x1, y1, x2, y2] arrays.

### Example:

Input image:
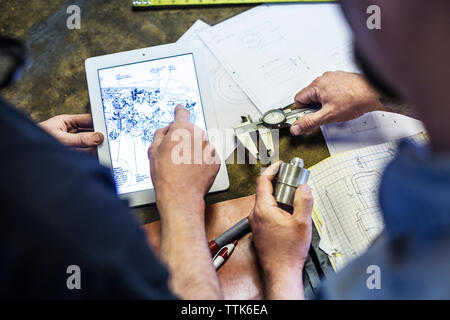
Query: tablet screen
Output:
[[97, 53, 207, 195]]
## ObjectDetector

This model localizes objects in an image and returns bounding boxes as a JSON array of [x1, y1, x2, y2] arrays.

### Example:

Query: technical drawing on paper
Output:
[[309, 142, 403, 271], [349, 113, 379, 133], [177, 19, 262, 158], [323, 180, 358, 258], [261, 57, 298, 87], [348, 112, 403, 134], [311, 134, 426, 270], [321, 111, 425, 155], [98, 54, 206, 194], [199, 4, 358, 112], [352, 172, 384, 243], [320, 170, 384, 263], [211, 65, 249, 105], [325, 40, 359, 72]]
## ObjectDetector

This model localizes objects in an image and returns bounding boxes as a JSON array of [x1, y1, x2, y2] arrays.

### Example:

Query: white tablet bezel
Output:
[[85, 41, 229, 207]]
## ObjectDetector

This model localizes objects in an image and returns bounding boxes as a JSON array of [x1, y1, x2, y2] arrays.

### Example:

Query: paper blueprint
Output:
[[309, 134, 426, 271], [178, 20, 261, 159], [321, 111, 426, 155]]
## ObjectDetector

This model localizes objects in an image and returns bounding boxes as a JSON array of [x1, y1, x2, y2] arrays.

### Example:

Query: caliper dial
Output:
[[261, 109, 286, 128]]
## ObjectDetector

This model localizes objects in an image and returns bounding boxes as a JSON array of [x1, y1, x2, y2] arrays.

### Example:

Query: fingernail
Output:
[[291, 124, 302, 135], [300, 184, 310, 193], [94, 133, 103, 144]]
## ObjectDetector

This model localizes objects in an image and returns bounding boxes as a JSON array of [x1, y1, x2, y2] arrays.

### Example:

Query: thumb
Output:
[[290, 107, 329, 135], [293, 185, 313, 221]]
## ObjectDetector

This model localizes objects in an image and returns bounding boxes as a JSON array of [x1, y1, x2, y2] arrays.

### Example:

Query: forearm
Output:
[[263, 266, 305, 300], [158, 197, 223, 300], [376, 94, 420, 120]]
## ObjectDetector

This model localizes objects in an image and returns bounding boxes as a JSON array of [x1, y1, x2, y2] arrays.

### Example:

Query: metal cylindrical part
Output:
[[274, 157, 310, 207], [215, 217, 251, 248]]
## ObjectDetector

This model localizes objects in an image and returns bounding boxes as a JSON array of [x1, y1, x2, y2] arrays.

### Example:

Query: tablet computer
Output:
[[85, 42, 229, 207]]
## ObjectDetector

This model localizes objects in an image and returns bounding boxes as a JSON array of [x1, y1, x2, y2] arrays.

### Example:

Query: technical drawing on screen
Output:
[[97, 54, 207, 195]]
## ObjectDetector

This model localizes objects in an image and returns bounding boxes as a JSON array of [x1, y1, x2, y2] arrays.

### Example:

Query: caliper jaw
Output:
[[233, 107, 318, 160], [234, 116, 260, 159]]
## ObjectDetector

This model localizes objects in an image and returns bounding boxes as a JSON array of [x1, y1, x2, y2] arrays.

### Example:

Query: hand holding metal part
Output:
[[233, 107, 318, 159], [208, 157, 310, 257]]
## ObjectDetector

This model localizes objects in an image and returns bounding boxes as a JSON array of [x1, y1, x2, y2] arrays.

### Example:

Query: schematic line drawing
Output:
[[321, 169, 385, 256], [211, 66, 249, 105], [239, 22, 283, 50]]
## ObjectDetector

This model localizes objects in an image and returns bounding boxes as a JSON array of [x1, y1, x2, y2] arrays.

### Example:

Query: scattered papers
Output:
[[177, 20, 261, 159], [199, 4, 358, 113], [321, 111, 426, 155], [194, 4, 425, 157]]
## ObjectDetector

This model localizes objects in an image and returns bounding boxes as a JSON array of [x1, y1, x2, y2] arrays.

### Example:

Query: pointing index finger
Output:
[[174, 104, 191, 124]]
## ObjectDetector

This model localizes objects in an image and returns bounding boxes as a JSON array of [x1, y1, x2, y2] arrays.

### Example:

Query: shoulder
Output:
[[319, 232, 450, 299], [0, 98, 115, 202], [0, 99, 174, 298]]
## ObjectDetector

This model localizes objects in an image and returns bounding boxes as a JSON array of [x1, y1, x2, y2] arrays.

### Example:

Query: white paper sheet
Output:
[[199, 4, 358, 113], [321, 111, 426, 155], [178, 20, 262, 159]]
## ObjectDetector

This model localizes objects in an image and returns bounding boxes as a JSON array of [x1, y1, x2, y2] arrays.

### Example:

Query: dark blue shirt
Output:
[[0, 98, 175, 299], [320, 138, 450, 299]]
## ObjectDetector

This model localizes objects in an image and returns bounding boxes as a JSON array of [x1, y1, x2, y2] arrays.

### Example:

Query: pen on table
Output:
[[213, 240, 238, 270], [209, 217, 251, 256]]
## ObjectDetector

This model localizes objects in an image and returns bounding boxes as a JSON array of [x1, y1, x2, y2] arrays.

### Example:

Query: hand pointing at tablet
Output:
[[148, 104, 223, 299], [149, 104, 220, 203]]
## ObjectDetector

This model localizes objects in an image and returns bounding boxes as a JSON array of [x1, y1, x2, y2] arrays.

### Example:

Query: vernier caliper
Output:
[[233, 107, 317, 159]]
